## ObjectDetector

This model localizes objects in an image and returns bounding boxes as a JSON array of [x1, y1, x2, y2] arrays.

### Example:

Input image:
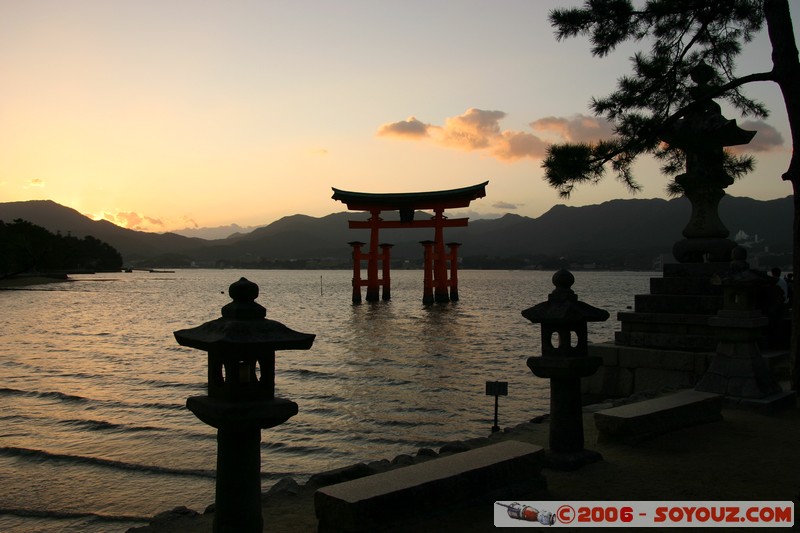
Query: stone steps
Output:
[[633, 293, 723, 314], [650, 276, 724, 295], [662, 262, 733, 278], [617, 311, 712, 323], [615, 305, 722, 352], [617, 311, 716, 334], [614, 331, 717, 352]]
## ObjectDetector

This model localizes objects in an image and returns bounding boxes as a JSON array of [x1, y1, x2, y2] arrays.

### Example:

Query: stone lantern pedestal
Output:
[[523, 270, 608, 470], [174, 278, 315, 533]]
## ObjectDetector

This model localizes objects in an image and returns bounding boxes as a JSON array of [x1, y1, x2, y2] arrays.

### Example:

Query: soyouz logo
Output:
[[496, 502, 556, 525], [493, 501, 794, 528]]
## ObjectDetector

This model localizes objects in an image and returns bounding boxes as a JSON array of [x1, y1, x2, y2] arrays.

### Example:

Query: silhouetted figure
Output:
[[764, 267, 790, 348], [786, 273, 794, 307], [771, 267, 789, 304]]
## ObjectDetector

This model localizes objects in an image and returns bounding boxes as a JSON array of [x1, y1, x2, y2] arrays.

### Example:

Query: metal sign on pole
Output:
[[485, 381, 508, 433]]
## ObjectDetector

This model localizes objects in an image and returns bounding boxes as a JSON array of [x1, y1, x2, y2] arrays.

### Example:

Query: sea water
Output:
[[0, 269, 652, 532]]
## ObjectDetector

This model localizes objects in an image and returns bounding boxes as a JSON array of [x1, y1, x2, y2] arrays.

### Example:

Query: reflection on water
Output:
[[0, 269, 653, 532]]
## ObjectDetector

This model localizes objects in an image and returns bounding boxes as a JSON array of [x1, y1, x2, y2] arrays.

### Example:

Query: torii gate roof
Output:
[[331, 181, 488, 211]]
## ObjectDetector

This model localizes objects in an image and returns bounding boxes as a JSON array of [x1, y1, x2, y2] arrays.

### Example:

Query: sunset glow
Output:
[[1, 0, 796, 232]]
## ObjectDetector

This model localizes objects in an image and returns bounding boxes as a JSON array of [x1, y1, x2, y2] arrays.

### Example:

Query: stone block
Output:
[[582, 365, 634, 398], [694, 352, 712, 376], [588, 342, 619, 365], [617, 311, 712, 328], [697, 353, 782, 399], [634, 294, 723, 314], [582, 366, 610, 396], [762, 349, 791, 381], [618, 367, 635, 396], [618, 346, 698, 372], [651, 276, 723, 295], [724, 390, 797, 413], [633, 367, 696, 392], [615, 331, 717, 352], [662, 262, 731, 278], [314, 440, 546, 532], [307, 463, 373, 488], [619, 321, 691, 336], [594, 390, 723, 443]]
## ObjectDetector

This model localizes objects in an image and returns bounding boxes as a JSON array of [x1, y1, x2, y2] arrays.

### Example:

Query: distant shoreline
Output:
[[0, 273, 72, 289]]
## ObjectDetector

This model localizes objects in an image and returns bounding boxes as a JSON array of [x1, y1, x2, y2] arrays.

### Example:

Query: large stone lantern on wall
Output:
[[523, 269, 608, 470], [660, 61, 756, 263], [174, 277, 315, 533]]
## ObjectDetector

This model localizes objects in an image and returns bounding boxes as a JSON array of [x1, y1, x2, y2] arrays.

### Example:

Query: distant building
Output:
[[734, 229, 761, 248]]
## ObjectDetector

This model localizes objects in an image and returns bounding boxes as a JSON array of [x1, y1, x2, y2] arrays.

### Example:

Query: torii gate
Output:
[[331, 181, 488, 304]]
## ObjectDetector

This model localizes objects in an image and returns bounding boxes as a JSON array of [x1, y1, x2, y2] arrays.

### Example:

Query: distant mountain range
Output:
[[0, 196, 792, 269], [173, 223, 262, 240]]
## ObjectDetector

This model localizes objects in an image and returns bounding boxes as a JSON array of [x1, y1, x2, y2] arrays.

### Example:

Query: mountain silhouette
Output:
[[0, 196, 791, 268], [0, 200, 206, 262]]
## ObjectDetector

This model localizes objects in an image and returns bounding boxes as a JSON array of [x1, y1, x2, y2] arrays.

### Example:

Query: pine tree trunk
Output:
[[764, 0, 800, 390], [793, 192, 800, 389]]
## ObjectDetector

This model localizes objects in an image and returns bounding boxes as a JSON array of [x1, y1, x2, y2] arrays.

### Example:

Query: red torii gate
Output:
[[331, 181, 488, 304]]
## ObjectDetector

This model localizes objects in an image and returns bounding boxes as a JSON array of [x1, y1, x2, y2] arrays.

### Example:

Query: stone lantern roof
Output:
[[174, 277, 315, 352], [521, 270, 609, 325], [712, 246, 773, 287]]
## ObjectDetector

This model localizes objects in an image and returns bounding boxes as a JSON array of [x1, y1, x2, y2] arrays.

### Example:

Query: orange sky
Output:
[[1, 1, 796, 232]]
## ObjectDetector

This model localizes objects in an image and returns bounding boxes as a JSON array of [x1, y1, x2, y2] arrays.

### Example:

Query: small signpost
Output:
[[485, 380, 508, 433]]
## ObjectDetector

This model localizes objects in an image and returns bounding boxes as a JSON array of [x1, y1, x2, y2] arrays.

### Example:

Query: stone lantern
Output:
[[695, 248, 794, 409], [522, 269, 608, 470], [174, 277, 315, 533], [659, 61, 756, 263]]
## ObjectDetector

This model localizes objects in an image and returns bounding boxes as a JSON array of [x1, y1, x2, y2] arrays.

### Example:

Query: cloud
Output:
[[377, 109, 612, 162], [531, 114, 615, 143], [491, 131, 549, 161], [729, 120, 785, 154], [492, 201, 519, 210], [103, 211, 165, 231], [28, 178, 45, 187], [379, 110, 790, 166], [438, 109, 505, 150], [377, 116, 431, 139]]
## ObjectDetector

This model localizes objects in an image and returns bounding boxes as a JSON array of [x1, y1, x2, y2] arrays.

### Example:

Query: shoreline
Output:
[[0, 274, 72, 289], [129, 392, 800, 532]]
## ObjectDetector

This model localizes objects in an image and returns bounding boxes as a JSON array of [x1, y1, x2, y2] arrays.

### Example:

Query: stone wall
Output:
[[583, 342, 712, 401]]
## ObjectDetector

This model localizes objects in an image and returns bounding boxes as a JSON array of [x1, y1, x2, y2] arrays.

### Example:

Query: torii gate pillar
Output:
[[447, 242, 461, 302], [381, 243, 393, 301], [348, 241, 365, 304]]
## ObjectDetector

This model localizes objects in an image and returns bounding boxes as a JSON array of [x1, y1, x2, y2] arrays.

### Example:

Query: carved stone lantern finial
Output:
[[174, 277, 315, 533], [522, 269, 608, 470]]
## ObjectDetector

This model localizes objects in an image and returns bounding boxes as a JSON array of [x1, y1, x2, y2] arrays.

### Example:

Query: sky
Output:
[[1, 1, 797, 233]]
